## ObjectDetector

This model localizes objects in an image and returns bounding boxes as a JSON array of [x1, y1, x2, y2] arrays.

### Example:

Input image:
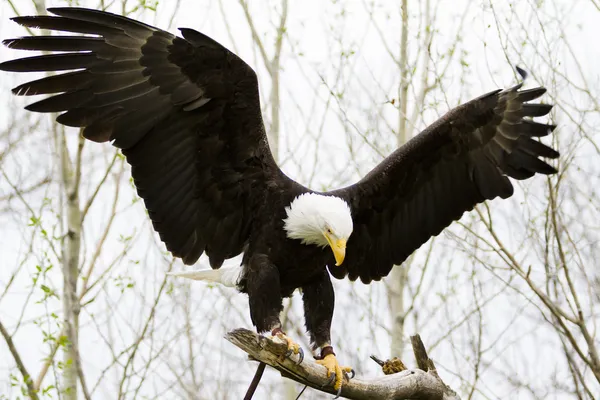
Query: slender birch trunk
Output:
[[58, 129, 84, 400], [387, 0, 410, 359]]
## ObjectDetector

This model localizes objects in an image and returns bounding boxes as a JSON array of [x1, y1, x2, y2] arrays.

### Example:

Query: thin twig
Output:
[[0, 319, 39, 400]]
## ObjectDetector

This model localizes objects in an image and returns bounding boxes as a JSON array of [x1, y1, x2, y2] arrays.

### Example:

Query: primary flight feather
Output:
[[0, 7, 558, 392]]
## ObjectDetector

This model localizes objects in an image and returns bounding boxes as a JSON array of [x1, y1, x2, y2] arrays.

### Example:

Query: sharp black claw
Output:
[[334, 385, 343, 399], [323, 372, 336, 388], [345, 369, 355, 380], [285, 349, 293, 358], [297, 347, 304, 364]]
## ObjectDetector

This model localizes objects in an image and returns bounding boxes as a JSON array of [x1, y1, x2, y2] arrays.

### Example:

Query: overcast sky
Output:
[[0, 1, 598, 399]]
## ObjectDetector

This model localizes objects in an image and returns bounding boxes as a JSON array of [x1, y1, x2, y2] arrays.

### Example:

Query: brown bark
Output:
[[225, 328, 460, 400]]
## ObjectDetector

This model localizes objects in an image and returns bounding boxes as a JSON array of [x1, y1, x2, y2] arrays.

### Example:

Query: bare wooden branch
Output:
[[410, 334, 433, 372], [225, 328, 460, 400], [0, 319, 39, 400]]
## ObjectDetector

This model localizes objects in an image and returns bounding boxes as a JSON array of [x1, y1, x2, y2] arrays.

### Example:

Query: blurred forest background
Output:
[[0, 0, 598, 399]]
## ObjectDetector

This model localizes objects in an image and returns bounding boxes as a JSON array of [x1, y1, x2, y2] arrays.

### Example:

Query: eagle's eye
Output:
[[326, 227, 333, 234]]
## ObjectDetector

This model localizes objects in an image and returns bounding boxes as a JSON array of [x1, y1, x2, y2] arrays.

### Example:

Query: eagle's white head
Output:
[[283, 193, 353, 266]]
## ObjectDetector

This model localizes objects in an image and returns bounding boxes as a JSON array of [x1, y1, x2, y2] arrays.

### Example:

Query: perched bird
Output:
[[0, 7, 558, 394]]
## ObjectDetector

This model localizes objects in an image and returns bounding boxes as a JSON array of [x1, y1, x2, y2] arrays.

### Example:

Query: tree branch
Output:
[[225, 328, 460, 400], [0, 319, 39, 400]]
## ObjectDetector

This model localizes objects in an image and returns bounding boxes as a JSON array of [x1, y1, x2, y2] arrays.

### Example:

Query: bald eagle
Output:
[[0, 7, 558, 393]]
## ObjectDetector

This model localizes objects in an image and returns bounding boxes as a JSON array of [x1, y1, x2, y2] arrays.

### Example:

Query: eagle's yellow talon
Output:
[[289, 341, 300, 355], [316, 354, 352, 391], [274, 332, 304, 364]]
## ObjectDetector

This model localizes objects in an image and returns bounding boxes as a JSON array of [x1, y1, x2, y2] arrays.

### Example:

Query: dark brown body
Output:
[[238, 185, 336, 347]]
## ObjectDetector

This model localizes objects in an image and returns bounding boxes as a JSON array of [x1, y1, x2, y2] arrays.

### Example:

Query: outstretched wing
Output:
[[0, 8, 285, 267], [329, 83, 558, 283]]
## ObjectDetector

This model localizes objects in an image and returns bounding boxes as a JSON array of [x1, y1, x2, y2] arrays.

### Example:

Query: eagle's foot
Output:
[[272, 330, 304, 364], [316, 353, 354, 396]]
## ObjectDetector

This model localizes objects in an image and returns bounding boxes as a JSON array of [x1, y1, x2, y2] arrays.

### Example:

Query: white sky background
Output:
[[0, 0, 599, 399]]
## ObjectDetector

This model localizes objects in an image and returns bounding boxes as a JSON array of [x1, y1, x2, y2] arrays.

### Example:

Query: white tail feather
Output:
[[167, 265, 241, 288]]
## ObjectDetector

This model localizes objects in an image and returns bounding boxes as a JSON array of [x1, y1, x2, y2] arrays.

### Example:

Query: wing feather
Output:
[[11, 71, 91, 95], [0, 53, 99, 71], [330, 81, 558, 283], [1, 7, 286, 267]]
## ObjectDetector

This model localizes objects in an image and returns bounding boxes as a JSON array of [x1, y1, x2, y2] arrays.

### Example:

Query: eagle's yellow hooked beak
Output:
[[325, 233, 347, 266]]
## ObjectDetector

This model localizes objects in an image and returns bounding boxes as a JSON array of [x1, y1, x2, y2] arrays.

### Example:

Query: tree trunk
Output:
[[27, 1, 83, 398], [387, 0, 410, 359], [58, 131, 84, 400]]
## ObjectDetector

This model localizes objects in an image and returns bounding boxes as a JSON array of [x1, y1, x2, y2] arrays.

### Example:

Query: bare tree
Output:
[[317, 0, 598, 397], [0, 0, 598, 399], [0, 1, 170, 399]]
